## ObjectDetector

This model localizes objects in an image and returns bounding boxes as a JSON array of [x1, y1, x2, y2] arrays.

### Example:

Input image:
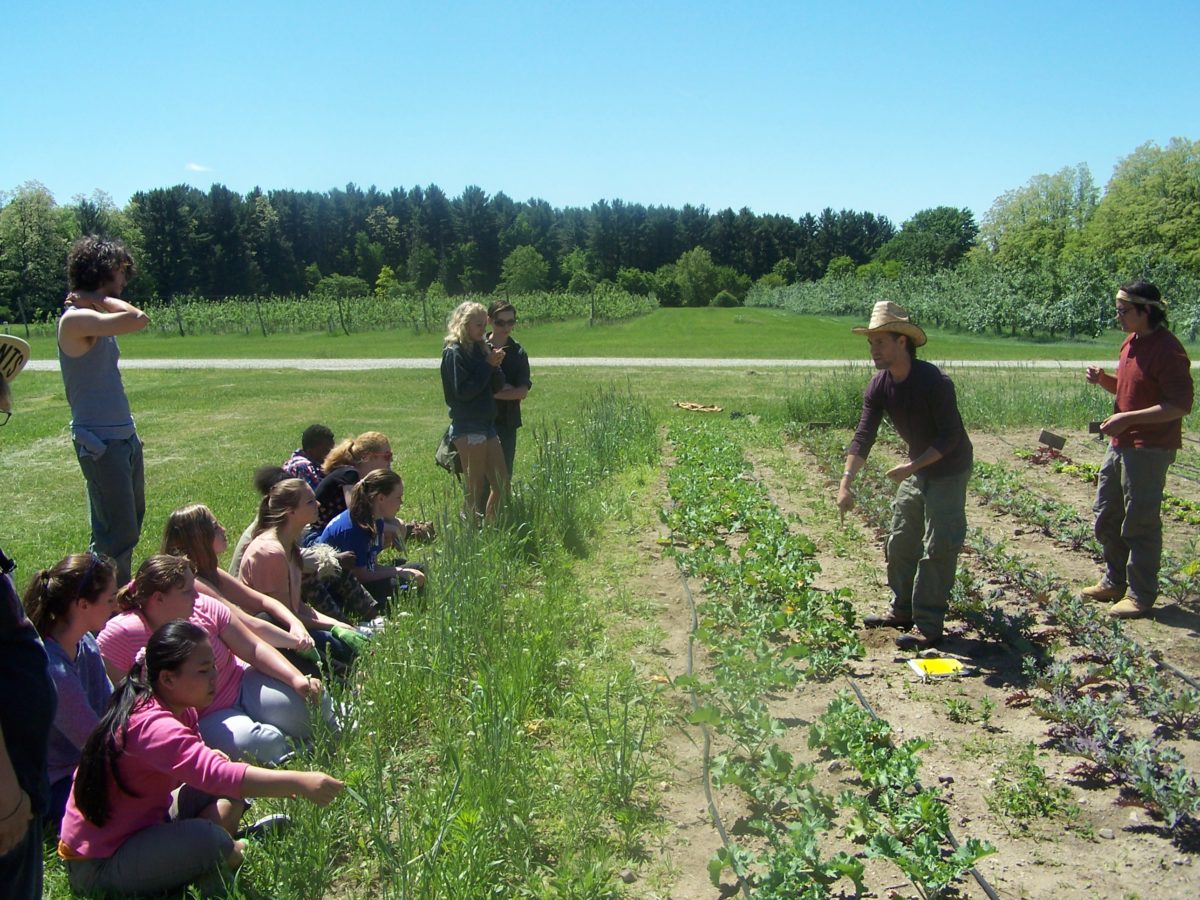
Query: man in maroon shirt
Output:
[[837, 302, 973, 650], [1081, 281, 1194, 619]]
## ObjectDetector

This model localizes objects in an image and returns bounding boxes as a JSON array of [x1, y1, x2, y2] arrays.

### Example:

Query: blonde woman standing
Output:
[[440, 301, 508, 522]]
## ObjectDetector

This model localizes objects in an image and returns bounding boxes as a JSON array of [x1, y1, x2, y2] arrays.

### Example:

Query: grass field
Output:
[[10, 306, 1143, 361]]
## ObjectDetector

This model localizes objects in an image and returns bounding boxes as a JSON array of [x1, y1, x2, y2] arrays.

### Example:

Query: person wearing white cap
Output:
[[1080, 280, 1193, 619], [58, 237, 150, 584], [0, 334, 60, 899], [836, 301, 973, 650]]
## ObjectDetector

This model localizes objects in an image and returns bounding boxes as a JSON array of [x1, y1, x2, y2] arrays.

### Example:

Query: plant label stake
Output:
[[1038, 430, 1066, 451]]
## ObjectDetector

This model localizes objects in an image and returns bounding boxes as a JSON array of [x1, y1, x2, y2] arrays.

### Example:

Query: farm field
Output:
[[9, 307, 1139, 363], [5, 351, 1200, 897]]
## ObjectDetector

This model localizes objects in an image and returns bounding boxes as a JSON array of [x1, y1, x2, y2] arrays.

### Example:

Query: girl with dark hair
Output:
[[59, 621, 343, 897], [240, 480, 363, 675], [162, 503, 315, 655], [21, 552, 118, 830], [319, 470, 427, 605], [98, 556, 336, 765]]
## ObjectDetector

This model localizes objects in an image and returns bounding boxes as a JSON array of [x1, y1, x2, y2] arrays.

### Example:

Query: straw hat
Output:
[[851, 301, 927, 347], [0, 335, 31, 381]]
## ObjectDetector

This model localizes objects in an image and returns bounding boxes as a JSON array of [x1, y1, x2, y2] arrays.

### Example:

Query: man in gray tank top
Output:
[[57, 237, 150, 583]]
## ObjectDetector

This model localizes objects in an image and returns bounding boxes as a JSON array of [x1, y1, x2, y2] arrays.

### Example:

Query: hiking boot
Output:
[[896, 630, 943, 651], [1080, 581, 1125, 602], [863, 609, 914, 629], [1108, 597, 1153, 619]]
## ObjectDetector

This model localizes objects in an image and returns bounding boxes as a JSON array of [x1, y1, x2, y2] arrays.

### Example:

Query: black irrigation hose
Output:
[[675, 562, 753, 900], [843, 676, 1003, 900]]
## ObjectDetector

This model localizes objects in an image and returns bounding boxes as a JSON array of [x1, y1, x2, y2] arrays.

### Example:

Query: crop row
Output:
[[666, 422, 990, 898], [1017, 445, 1200, 527], [791, 425, 1200, 834]]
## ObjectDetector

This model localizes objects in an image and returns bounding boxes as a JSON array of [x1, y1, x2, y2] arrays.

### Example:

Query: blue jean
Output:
[[886, 467, 970, 636], [1094, 444, 1175, 605], [0, 814, 43, 900], [74, 435, 145, 584]]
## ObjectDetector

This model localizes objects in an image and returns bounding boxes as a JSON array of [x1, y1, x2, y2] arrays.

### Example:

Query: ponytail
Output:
[[348, 469, 403, 537], [74, 620, 209, 826], [21, 552, 116, 636], [116, 555, 195, 612]]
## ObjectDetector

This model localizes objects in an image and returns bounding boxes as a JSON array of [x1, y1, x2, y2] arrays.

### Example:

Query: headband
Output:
[[1116, 288, 1167, 310]]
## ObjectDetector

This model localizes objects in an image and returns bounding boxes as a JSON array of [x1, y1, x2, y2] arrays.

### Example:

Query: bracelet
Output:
[[841, 471, 853, 480], [0, 790, 26, 823]]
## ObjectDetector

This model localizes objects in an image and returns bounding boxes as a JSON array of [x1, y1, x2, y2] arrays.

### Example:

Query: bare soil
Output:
[[636, 426, 1200, 899]]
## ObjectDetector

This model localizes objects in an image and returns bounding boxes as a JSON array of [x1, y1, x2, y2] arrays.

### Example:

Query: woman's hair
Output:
[[348, 469, 404, 536], [21, 552, 117, 636], [73, 620, 209, 826], [323, 431, 391, 472], [1121, 279, 1167, 328], [67, 236, 135, 292], [444, 301, 488, 349], [115, 555, 196, 612], [487, 299, 515, 320], [161, 504, 220, 580], [251, 477, 308, 569], [254, 465, 288, 496]]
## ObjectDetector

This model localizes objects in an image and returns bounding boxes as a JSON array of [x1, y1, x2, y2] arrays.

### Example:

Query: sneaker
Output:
[[864, 610, 914, 629], [1108, 597, 1153, 619], [1080, 581, 1125, 601], [896, 630, 943, 651], [237, 813, 292, 840]]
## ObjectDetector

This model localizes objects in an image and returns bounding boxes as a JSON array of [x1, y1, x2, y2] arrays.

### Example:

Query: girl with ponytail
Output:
[[98, 555, 337, 765], [312, 431, 393, 533], [60, 621, 343, 897], [21, 552, 118, 829], [319, 469, 426, 605], [241, 480, 363, 675]]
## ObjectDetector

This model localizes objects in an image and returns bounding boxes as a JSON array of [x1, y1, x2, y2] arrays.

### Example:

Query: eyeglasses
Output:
[[493, 318, 516, 327], [1115, 306, 1136, 317]]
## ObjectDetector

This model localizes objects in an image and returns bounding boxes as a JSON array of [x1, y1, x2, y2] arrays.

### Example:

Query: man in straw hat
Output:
[[1080, 280, 1193, 619], [57, 237, 150, 584], [1, 335, 60, 899], [837, 301, 973, 651]]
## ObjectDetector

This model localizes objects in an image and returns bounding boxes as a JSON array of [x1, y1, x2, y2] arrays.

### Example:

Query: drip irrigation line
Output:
[[675, 560, 752, 900], [1151, 653, 1200, 692], [842, 676, 1003, 900]]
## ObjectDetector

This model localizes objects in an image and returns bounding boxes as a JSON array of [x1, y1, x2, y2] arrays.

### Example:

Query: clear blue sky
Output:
[[3, 0, 1197, 225]]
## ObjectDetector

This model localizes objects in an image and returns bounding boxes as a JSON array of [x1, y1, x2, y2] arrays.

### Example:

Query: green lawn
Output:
[[13, 307, 1138, 362]]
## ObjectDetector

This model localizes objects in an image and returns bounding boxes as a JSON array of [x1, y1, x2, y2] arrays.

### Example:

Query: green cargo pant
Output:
[[1093, 444, 1175, 606], [886, 467, 970, 637]]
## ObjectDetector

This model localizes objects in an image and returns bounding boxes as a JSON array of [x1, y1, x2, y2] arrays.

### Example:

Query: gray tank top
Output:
[[59, 319, 135, 446]]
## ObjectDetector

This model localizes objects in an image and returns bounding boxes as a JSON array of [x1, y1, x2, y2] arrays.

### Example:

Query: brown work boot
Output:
[[1080, 581, 1125, 602], [896, 629, 943, 651], [863, 608, 914, 629], [1108, 597, 1153, 619]]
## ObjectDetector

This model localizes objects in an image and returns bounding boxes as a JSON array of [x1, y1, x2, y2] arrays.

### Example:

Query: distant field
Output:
[[13, 307, 1137, 362]]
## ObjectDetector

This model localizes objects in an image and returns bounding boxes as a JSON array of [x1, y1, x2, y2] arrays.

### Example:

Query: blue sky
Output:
[[3, 0, 1197, 225]]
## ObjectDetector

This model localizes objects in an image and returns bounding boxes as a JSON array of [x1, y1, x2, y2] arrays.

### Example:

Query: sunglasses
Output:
[[493, 318, 516, 327]]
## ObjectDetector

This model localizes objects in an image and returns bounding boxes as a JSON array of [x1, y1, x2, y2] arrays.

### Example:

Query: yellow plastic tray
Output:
[[907, 657, 965, 679]]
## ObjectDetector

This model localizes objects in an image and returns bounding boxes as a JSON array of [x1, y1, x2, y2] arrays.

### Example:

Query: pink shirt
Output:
[[239, 532, 302, 612], [59, 695, 249, 858], [97, 592, 247, 714]]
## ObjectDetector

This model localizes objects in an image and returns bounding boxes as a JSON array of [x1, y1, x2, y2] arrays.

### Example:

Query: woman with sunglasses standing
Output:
[[0, 334, 57, 898], [487, 301, 532, 481], [21, 553, 119, 832]]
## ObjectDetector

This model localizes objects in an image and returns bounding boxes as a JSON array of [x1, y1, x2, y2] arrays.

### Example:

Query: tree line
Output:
[[2, 137, 1196, 338]]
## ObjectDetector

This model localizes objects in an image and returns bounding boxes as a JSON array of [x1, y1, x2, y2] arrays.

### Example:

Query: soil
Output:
[[634, 425, 1200, 899]]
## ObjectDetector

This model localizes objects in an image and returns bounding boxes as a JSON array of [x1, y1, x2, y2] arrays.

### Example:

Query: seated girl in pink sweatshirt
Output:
[[97, 555, 336, 765], [59, 620, 343, 897]]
